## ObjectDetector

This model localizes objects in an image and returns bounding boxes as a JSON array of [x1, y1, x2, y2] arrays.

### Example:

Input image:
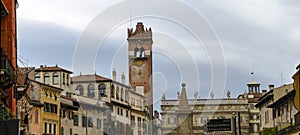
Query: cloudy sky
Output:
[[17, 0, 300, 109]]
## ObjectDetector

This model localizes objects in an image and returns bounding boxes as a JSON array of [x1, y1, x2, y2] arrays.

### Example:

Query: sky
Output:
[[17, 0, 300, 110]]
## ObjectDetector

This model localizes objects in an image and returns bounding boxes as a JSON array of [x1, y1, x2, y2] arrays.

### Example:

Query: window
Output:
[[140, 47, 145, 57], [82, 116, 87, 127], [44, 123, 47, 133], [126, 110, 129, 117], [265, 111, 269, 124], [76, 85, 84, 95], [88, 117, 93, 127], [35, 110, 39, 123], [49, 123, 52, 134], [121, 88, 124, 101], [134, 47, 139, 57], [53, 72, 59, 85], [98, 84, 106, 97], [97, 118, 100, 129], [111, 85, 115, 98], [34, 73, 40, 82], [66, 74, 69, 85], [131, 116, 135, 126], [44, 73, 50, 84], [73, 114, 78, 126], [70, 128, 72, 135], [88, 84, 95, 97], [54, 124, 56, 134], [62, 73, 65, 84], [201, 117, 208, 124], [61, 127, 64, 135], [125, 90, 129, 103], [138, 117, 142, 128], [116, 87, 120, 100], [168, 117, 176, 124]]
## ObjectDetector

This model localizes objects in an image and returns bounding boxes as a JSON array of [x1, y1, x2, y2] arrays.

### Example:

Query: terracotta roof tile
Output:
[[71, 74, 111, 82], [35, 65, 72, 73]]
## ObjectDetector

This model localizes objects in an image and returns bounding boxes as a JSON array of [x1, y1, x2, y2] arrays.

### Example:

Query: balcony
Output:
[[0, 48, 15, 89]]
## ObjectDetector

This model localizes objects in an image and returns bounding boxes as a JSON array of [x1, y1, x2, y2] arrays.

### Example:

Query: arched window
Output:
[[125, 90, 129, 103], [121, 88, 124, 101], [98, 84, 106, 97], [111, 85, 115, 98], [116, 86, 120, 100], [88, 84, 95, 97], [34, 73, 40, 82], [140, 47, 145, 57], [44, 73, 50, 84], [134, 47, 139, 57], [53, 72, 59, 85], [75, 85, 84, 95]]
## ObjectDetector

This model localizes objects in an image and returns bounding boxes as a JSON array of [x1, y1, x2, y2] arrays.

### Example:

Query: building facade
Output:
[[161, 83, 265, 135], [1, 0, 18, 119], [256, 83, 298, 134], [71, 72, 151, 135]]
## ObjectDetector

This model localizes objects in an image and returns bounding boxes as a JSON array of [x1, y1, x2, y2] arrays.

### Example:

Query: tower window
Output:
[[140, 47, 145, 57], [134, 47, 139, 57]]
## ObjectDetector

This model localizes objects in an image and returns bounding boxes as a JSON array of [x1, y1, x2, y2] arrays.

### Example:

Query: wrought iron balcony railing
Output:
[[0, 48, 15, 89]]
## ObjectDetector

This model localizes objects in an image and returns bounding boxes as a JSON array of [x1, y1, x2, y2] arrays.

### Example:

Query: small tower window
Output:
[[134, 47, 139, 57], [140, 47, 145, 57]]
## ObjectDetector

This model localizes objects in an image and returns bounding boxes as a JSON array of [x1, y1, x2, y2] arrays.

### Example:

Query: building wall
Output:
[[1, 0, 17, 116], [38, 84, 62, 135], [29, 107, 42, 135]]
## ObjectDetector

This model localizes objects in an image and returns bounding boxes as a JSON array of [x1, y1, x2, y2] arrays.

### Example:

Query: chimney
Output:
[[268, 84, 274, 91], [121, 72, 125, 84], [112, 68, 116, 81], [262, 90, 267, 95]]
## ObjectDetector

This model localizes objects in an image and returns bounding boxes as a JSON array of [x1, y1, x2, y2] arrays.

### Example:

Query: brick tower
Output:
[[127, 22, 153, 119]]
